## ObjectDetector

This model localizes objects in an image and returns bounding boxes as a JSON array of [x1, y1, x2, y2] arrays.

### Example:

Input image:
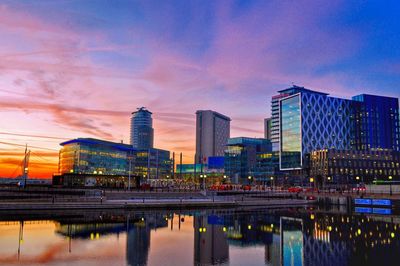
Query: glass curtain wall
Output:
[[280, 94, 302, 169]]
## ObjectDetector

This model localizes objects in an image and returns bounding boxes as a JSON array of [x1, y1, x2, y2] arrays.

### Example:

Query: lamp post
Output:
[[326, 176, 331, 191], [200, 174, 207, 191], [310, 177, 314, 189], [270, 176, 274, 190], [248, 175, 252, 185], [389, 176, 393, 196]]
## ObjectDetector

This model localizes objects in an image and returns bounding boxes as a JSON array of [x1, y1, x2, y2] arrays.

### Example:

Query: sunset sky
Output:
[[1, 0, 400, 178]]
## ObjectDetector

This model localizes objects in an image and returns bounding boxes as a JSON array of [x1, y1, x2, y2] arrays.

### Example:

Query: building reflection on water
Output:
[[3, 207, 400, 266], [194, 215, 229, 265]]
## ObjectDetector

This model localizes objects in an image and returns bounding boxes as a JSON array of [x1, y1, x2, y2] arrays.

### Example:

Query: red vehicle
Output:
[[352, 184, 366, 192], [140, 183, 151, 190], [210, 184, 233, 191], [242, 185, 251, 191], [288, 186, 303, 193]]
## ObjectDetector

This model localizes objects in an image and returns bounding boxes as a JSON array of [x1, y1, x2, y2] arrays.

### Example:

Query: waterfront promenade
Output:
[[2, 185, 400, 211], [0, 187, 312, 210]]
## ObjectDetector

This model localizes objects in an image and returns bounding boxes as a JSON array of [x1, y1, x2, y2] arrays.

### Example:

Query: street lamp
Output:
[[200, 174, 207, 191], [223, 175, 228, 185], [389, 176, 393, 196], [248, 176, 252, 185], [310, 177, 314, 188], [270, 176, 274, 190]]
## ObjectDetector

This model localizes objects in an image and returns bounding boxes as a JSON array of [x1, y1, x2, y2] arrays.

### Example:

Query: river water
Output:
[[0, 207, 399, 266]]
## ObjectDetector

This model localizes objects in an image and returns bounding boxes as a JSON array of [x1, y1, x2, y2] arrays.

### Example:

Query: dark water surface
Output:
[[0, 207, 399, 266]]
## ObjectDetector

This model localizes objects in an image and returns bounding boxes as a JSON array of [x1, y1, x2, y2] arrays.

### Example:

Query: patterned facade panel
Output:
[[301, 93, 353, 156]]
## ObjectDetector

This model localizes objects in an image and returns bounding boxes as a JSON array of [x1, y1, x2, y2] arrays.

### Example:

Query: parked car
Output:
[[242, 185, 251, 191], [288, 186, 303, 193], [352, 184, 366, 192]]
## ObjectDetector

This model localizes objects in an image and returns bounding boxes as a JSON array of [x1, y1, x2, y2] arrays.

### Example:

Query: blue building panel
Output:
[[352, 94, 400, 151], [208, 156, 225, 169]]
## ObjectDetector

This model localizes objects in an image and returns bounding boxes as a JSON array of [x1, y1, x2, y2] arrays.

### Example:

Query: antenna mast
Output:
[[21, 144, 31, 187]]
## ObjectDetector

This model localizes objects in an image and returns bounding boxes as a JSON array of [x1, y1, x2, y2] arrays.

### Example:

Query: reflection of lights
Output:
[[199, 227, 207, 233], [227, 231, 243, 239], [247, 225, 252, 230], [314, 223, 330, 243], [260, 225, 273, 232]]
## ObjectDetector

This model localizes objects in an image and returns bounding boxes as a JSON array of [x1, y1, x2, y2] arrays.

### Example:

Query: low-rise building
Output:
[[224, 137, 272, 184], [54, 138, 172, 187], [309, 148, 400, 185], [255, 151, 283, 184]]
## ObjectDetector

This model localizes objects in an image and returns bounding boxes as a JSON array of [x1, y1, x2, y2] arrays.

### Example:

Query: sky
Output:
[[0, 0, 400, 178]]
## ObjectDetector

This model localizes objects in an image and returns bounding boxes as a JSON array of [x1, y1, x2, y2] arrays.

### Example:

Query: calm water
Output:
[[0, 207, 399, 266]]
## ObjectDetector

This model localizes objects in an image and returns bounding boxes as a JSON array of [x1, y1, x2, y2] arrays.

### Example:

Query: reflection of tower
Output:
[[194, 216, 229, 265], [17, 221, 24, 260], [280, 217, 304, 266], [264, 234, 281, 266], [126, 224, 151, 266]]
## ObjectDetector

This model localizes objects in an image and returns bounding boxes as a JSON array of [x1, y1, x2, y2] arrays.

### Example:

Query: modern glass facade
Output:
[[59, 138, 130, 175], [130, 107, 154, 149], [255, 151, 282, 183], [280, 94, 302, 169], [224, 137, 272, 184], [275, 86, 400, 185], [278, 86, 354, 172], [56, 138, 172, 187], [133, 149, 172, 179], [352, 94, 400, 151]]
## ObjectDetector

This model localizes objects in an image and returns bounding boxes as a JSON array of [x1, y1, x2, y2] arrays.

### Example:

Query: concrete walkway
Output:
[[0, 198, 312, 210]]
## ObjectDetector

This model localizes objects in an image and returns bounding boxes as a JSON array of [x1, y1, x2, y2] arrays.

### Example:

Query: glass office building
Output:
[[130, 107, 154, 149], [276, 85, 400, 183], [59, 138, 130, 175], [55, 138, 172, 187], [224, 137, 272, 184], [280, 94, 302, 169], [352, 94, 400, 151], [279, 87, 353, 171]]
